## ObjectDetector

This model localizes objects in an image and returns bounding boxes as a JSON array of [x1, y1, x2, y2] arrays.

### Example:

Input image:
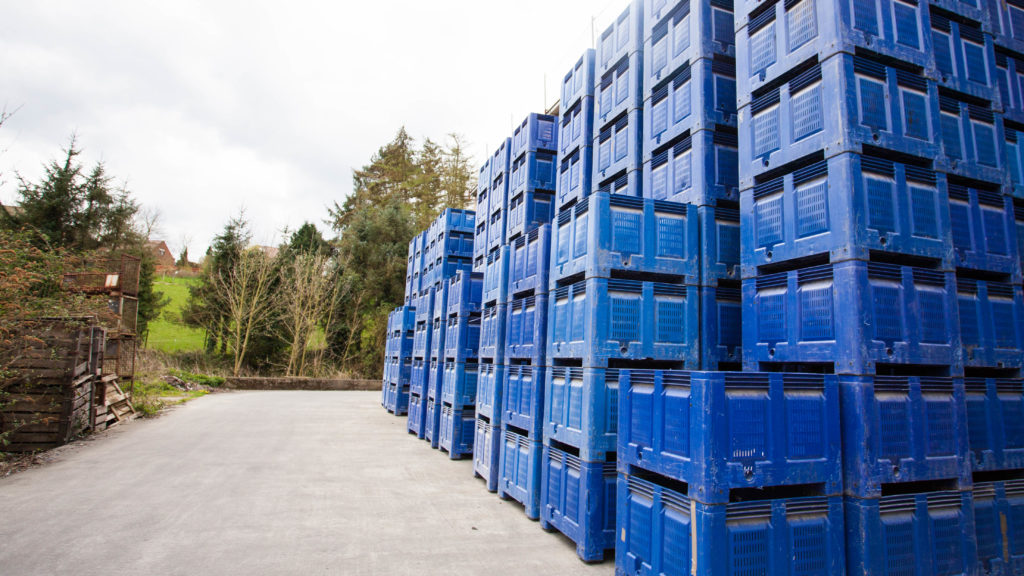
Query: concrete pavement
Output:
[[0, 391, 615, 576]]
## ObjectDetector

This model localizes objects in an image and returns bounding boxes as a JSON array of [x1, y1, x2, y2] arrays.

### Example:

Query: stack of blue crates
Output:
[[407, 287, 434, 438], [438, 270, 483, 459], [557, 49, 596, 211], [383, 306, 414, 416]]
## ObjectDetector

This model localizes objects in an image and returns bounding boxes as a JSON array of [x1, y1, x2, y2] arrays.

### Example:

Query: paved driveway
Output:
[[0, 391, 614, 576]]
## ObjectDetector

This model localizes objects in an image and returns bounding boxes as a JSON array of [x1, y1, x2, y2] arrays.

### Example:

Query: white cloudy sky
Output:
[[0, 1, 624, 256]]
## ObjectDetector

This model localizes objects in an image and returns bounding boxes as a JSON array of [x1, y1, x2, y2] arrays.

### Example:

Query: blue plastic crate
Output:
[[996, 47, 1024, 126], [384, 381, 409, 416], [990, 0, 1024, 54], [441, 360, 478, 408], [556, 144, 594, 211], [380, 372, 387, 408], [965, 378, 1024, 472], [845, 490, 978, 576], [476, 361, 506, 421], [973, 479, 1024, 576], [740, 54, 941, 189], [594, 109, 643, 183], [433, 207, 476, 236], [597, 167, 642, 198], [507, 189, 554, 242], [698, 204, 740, 285], [545, 366, 620, 461], [735, 0, 934, 98], [386, 355, 411, 387], [740, 152, 954, 276], [699, 284, 743, 369], [743, 260, 963, 375], [840, 375, 972, 498], [439, 402, 476, 460], [410, 357, 430, 397], [479, 302, 507, 361], [1017, 198, 1024, 271], [486, 206, 506, 253], [597, 52, 643, 128], [473, 416, 501, 492], [644, 127, 739, 206], [433, 229, 474, 261], [510, 150, 557, 197], [934, 0, 991, 26], [549, 278, 700, 367], [560, 96, 595, 161], [563, 49, 596, 112], [644, 1, 736, 99], [477, 157, 491, 211], [618, 370, 842, 504], [508, 224, 550, 297], [446, 270, 483, 318], [949, 180, 1021, 276], [503, 363, 546, 437], [1006, 124, 1024, 199], [644, 57, 737, 157], [424, 394, 441, 449], [412, 319, 431, 359], [958, 278, 1024, 369], [551, 192, 700, 285], [407, 392, 427, 439], [443, 313, 480, 362], [597, 0, 644, 76], [498, 426, 543, 519], [490, 138, 511, 216], [506, 294, 548, 365], [473, 220, 487, 273], [428, 312, 447, 363], [389, 305, 416, 335], [617, 473, 846, 576], [512, 113, 558, 160], [540, 445, 617, 563], [932, 7, 999, 101], [482, 245, 510, 306], [939, 91, 1007, 183], [426, 254, 472, 290]]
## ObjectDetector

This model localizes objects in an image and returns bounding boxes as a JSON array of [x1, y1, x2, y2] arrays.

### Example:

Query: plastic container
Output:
[[386, 381, 409, 415], [990, 0, 1024, 55], [551, 192, 700, 285], [410, 357, 430, 397], [965, 378, 1024, 472], [432, 207, 475, 236], [506, 188, 554, 242], [545, 366, 620, 460], [508, 224, 550, 298], [619, 370, 842, 503], [407, 392, 427, 439], [424, 254, 472, 290], [840, 375, 972, 498], [482, 245, 510, 306], [438, 403, 476, 460], [644, 1, 736, 96], [742, 260, 963, 375], [938, 90, 1006, 184], [511, 113, 558, 160], [424, 395, 441, 448], [498, 426, 543, 519], [476, 361, 506, 421], [949, 179, 1021, 276], [560, 96, 595, 160], [845, 490, 978, 576], [931, 7, 999, 101], [957, 277, 1024, 370], [540, 445, 617, 562], [996, 47, 1024, 126], [443, 313, 480, 363], [698, 204, 740, 285], [473, 213, 488, 273], [740, 54, 941, 189], [597, 167, 642, 198], [412, 318, 431, 359], [740, 152, 953, 276], [473, 416, 501, 492], [506, 294, 548, 365], [699, 284, 743, 369], [434, 228, 474, 261], [594, 109, 643, 183], [441, 360, 478, 408], [490, 139, 511, 215], [1006, 124, 1024, 199], [549, 278, 700, 367], [509, 150, 557, 197], [555, 144, 594, 211], [428, 286, 448, 362], [446, 271, 483, 319], [617, 473, 846, 576], [486, 206, 507, 255], [562, 49, 596, 112], [973, 479, 1024, 576], [644, 56, 737, 156], [502, 363, 546, 437], [597, 52, 643, 128], [479, 302, 507, 361], [597, 0, 644, 77], [644, 127, 739, 205]]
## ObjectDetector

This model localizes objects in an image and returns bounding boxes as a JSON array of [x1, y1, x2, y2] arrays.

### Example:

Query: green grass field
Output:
[[147, 276, 206, 353]]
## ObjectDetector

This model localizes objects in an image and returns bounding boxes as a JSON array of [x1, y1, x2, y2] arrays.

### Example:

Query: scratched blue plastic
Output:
[[444, 310, 480, 363], [506, 188, 554, 242], [958, 278, 1024, 370], [503, 363, 546, 437], [556, 144, 594, 211], [931, 7, 999, 101], [644, 56, 737, 158], [938, 91, 1006, 184], [438, 402, 476, 460], [735, 0, 934, 98], [596, 52, 643, 128], [965, 378, 1024, 472], [407, 392, 427, 439], [479, 302, 508, 361], [410, 357, 431, 397], [476, 361, 506, 421], [508, 224, 550, 297], [949, 180, 1022, 276], [741, 152, 954, 277], [973, 479, 1024, 576], [990, 0, 1024, 54], [545, 366, 621, 461], [498, 426, 543, 519], [597, 0, 644, 77], [617, 473, 846, 576], [550, 192, 700, 285], [512, 113, 558, 160], [997, 48, 1024, 126], [594, 109, 643, 184], [845, 490, 978, 576], [840, 375, 972, 498], [643, 127, 739, 206], [540, 445, 617, 563], [446, 270, 483, 318], [506, 294, 548, 365], [441, 360, 478, 408], [742, 260, 963, 375], [563, 49, 596, 113], [618, 370, 842, 504], [549, 278, 700, 367], [482, 245, 510, 306], [740, 54, 942, 189], [473, 416, 501, 492]]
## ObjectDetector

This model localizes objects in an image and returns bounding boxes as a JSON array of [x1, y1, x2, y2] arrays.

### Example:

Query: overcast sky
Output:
[[0, 1, 624, 256]]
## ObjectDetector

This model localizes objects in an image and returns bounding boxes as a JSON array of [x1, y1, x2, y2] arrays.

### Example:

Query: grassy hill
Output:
[[147, 276, 205, 353]]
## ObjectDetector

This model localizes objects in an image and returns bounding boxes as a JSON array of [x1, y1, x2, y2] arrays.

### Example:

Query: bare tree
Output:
[[211, 248, 279, 376], [280, 251, 334, 376], [137, 206, 162, 242]]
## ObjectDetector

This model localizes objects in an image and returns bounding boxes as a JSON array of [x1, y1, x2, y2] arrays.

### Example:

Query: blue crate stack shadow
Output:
[[380, 0, 1024, 571]]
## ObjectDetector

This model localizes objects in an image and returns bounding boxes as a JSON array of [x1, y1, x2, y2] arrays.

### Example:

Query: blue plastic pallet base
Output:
[[506, 293, 548, 365], [643, 128, 739, 206], [965, 378, 1024, 472], [840, 375, 972, 498], [473, 416, 501, 492], [845, 491, 978, 576], [476, 361, 505, 422], [958, 277, 1024, 370], [616, 472, 846, 576], [643, 56, 737, 156], [503, 363, 546, 438], [540, 445, 617, 563], [508, 224, 551, 297], [545, 366, 620, 462], [619, 370, 843, 504], [439, 403, 476, 460], [441, 360, 478, 409], [497, 426, 542, 519], [974, 479, 1024, 576], [407, 392, 427, 439]]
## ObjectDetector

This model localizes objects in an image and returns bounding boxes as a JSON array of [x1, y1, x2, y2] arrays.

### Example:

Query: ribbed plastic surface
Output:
[[957, 277, 1024, 369], [498, 426, 543, 519], [937, 91, 1006, 184], [438, 402, 476, 460], [476, 361, 506, 422], [540, 445, 617, 562], [441, 360, 479, 408], [503, 363, 546, 437], [473, 416, 501, 492], [965, 378, 1024, 472], [506, 294, 548, 365], [643, 56, 738, 156], [594, 109, 644, 184], [643, 127, 739, 205], [508, 224, 551, 297], [973, 480, 1024, 576]]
